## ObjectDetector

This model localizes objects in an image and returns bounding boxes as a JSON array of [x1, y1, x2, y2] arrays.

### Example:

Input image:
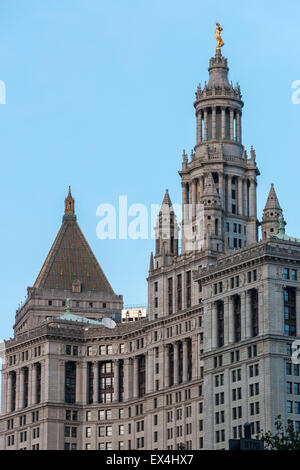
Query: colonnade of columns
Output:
[[182, 175, 257, 218], [196, 106, 242, 145], [211, 289, 261, 348], [5, 363, 41, 414]]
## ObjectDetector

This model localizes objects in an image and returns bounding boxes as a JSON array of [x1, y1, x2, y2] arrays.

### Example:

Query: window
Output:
[[284, 288, 296, 337], [284, 268, 290, 280], [65, 362, 76, 404], [287, 401, 293, 413], [186, 271, 191, 308]]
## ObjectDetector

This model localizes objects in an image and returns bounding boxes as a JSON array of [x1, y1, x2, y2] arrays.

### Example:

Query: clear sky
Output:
[[0, 0, 300, 342]]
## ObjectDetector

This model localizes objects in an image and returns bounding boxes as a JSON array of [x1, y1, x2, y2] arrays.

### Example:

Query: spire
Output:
[[202, 174, 220, 198], [64, 186, 76, 220], [264, 184, 281, 211], [261, 184, 285, 240], [161, 189, 173, 209], [149, 251, 154, 272], [154, 190, 179, 265]]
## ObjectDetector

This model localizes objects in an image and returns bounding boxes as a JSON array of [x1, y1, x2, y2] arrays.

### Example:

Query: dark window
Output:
[[234, 296, 241, 343], [98, 361, 114, 403], [217, 302, 224, 347], [65, 362, 76, 404], [251, 290, 259, 337], [177, 274, 182, 311], [284, 288, 296, 337], [87, 362, 94, 404], [36, 363, 41, 404], [186, 271, 191, 308], [138, 356, 146, 398]]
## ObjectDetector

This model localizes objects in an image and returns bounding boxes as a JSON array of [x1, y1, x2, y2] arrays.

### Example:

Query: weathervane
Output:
[[215, 22, 224, 52]]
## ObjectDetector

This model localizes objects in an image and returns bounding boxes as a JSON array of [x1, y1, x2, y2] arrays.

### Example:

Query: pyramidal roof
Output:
[[264, 184, 281, 211], [203, 173, 219, 198], [161, 189, 173, 208], [33, 189, 114, 294]]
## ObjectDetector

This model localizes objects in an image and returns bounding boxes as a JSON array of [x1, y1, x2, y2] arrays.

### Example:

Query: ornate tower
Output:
[[261, 184, 285, 240], [199, 173, 223, 252], [154, 190, 179, 268], [180, 35, 260, 254]]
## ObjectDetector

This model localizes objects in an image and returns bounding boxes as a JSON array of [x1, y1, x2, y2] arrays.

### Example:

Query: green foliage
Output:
[[258, 415, 300, 450]]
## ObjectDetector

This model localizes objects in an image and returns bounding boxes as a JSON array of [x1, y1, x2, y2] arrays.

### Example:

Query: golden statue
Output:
[[215, 22, 224, 52]]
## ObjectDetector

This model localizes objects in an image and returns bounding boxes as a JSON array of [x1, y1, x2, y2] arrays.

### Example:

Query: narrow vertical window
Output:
[[217, 301, 224, 347], [234, 295, 241, 342]]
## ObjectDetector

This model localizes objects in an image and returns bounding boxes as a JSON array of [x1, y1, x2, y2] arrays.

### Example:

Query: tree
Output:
[[258, 415, 300, 450]]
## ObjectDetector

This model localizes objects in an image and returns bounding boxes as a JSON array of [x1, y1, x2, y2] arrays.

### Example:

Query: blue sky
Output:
[[0, 0, 300, 341]]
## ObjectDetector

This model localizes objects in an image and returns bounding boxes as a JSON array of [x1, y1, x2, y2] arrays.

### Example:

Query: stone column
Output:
[[221, 107, 226, 139], [236, 111, 241, 143], [19, 368, 25, 410], [146, 350, 154, 393], [243, 179, 248, 217], [6, 373, 12, 414], [15, 369, 21, 410], [212, 303, 218, 348], [133, 357, 139, 398], [183, 339, 188, 382], [230, 109, 234, 140], [82, 362, 88, 405], [296, 288, 300, 337], [32, 363, 39, 405], [75, 362, 82, 404], [223, 297, 229, 345], [192, 179, 197, 218], [191, 336, 198, 380], [212, 107, 216, 140], [113, 360, 119, 402], [228, 296, 235, 343], [258, 287, 264, 336], [1, 372, 7, 415], [164, 345, 169, 388], [250, 179, 257, 219], [245, 290, 252, 338], [238, 177, 243, 216], [123, 358, 130, 401], [227, 175, 232, 214], [58, 360, 65, 402], [93, 361, 99, 404], [218, 173, 224, 209], [173, 342, 179, 385], [40, 360, 46, 403], [240, 291, 246, 341], [197, 112, 202, 144], [204, 110, 208, 141]]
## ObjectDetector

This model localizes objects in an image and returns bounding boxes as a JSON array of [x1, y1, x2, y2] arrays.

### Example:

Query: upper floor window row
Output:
[[284, 268, 298, 281]]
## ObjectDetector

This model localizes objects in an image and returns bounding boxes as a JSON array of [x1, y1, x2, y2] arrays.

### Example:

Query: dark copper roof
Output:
[[34, 191, 114, 293]]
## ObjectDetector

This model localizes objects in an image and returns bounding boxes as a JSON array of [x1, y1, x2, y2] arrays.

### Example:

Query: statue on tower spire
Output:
[[215, 22, 224, 52]]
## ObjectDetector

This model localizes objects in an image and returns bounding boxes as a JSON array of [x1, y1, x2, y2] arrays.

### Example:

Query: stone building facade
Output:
[[1, 44, 300, 450]]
